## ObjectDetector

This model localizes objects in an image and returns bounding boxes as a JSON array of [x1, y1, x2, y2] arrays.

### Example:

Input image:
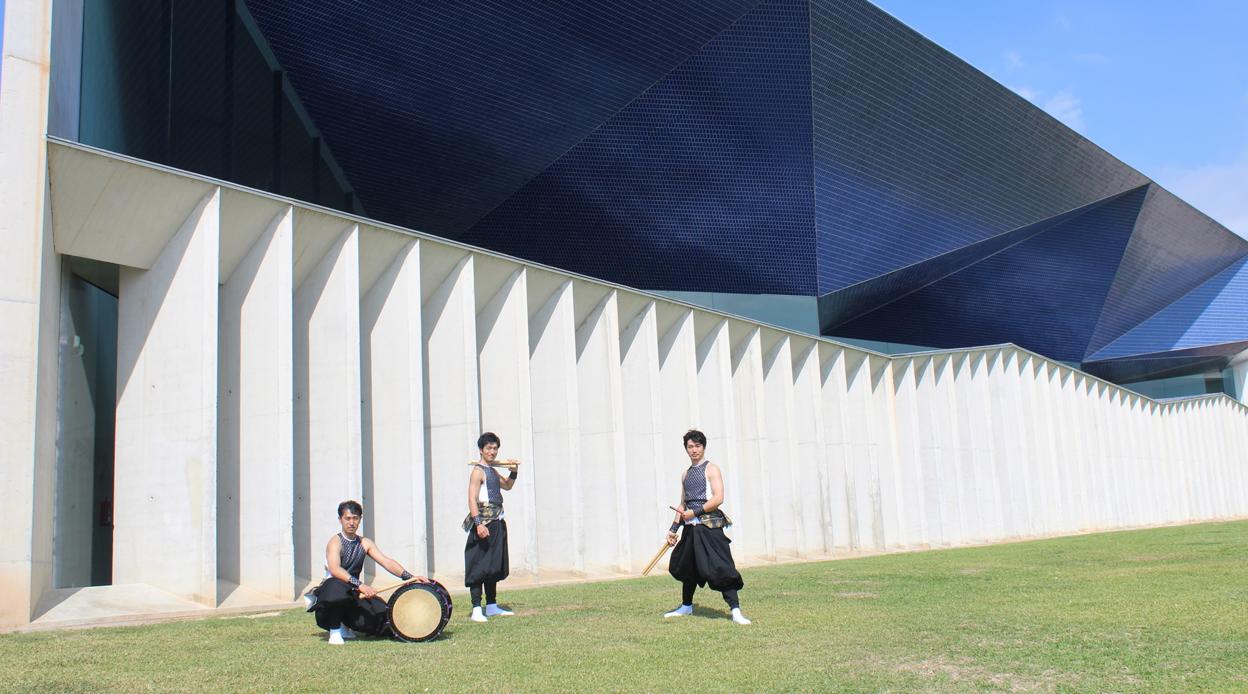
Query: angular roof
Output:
[[243, 0, 1248, 377]]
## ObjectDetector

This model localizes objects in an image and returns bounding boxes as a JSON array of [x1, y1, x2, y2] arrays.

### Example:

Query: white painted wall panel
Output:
[[218, 206, 294, 599], [618, 299, 667, 571], [360, 239, 427, 577], [114, 189, 219, 604], [476, 259, 537, 577], [421, 249, 480, 579], [574, 286, 629, 573], [292, 224, 362, 585], [527, 275, 583, 576]]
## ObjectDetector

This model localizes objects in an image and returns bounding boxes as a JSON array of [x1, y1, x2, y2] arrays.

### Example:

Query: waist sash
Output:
[[684, 509, 732, 529], [462, 502, 504, 532]]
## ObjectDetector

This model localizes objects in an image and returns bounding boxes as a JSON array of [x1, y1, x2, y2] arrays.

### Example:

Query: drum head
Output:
[[388, 583, 451, 642]]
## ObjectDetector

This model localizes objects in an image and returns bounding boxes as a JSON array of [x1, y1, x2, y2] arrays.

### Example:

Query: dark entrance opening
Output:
[[55, 258, 119, 587]]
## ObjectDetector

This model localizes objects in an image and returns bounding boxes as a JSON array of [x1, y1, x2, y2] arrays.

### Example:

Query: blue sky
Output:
[[873, 0, 1248, 239]]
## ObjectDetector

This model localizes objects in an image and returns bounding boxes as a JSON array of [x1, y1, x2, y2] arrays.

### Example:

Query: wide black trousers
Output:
[[668, 524, 744, 592], [312, 578, 390, 635], [464, 519, 510, 587]]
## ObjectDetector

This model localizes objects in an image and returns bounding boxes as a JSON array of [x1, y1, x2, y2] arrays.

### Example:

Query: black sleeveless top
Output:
[[339, 533, 365, 578], [475, 464, 504, 505], [683, 461, 712, 514]]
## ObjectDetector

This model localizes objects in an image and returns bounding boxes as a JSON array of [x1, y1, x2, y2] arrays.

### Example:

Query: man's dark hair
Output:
[[477, 431, 501, 450], [337, 500, 363, 518], [683, 429, 707, 447]]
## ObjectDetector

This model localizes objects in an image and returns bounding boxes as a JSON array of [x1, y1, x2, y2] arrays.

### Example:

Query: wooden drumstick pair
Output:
[[466, 458, 521, 469], [367, 577, 423, 597], [641, 506, 685, 576]]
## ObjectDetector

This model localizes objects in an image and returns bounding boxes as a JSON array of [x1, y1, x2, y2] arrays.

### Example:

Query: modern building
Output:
[[54, 0, 1248, 395], [2, 1, 1245, 629]]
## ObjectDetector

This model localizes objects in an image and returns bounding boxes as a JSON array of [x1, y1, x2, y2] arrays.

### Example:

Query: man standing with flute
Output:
[[663, 429, 750, 625], [464, 431, 517, 623]]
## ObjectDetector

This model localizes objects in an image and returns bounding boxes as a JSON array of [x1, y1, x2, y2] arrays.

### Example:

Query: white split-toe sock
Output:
[[730, 607, 751, 625], [484, 603, 514, 617], [663, 604, 693, 618], [327, 627, 346, 645], [470, 606, 489, 623], [339, 624, 357, 639]]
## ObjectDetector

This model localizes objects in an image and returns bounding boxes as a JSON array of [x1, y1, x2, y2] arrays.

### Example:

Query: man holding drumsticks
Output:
[[464, 431, 518, 623], [312, 500, 429, 644], [664, 429, 750, 625]]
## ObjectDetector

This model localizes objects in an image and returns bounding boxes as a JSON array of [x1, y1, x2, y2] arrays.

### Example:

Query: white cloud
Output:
[[1055, 13, 1072, 31], [1008, 86, 1085, 131], [1043, 90, 1086, 132], [1003, 50, 1025, 70], [1154, 149, 1248, 240], [1009, 84, 1040, 101]]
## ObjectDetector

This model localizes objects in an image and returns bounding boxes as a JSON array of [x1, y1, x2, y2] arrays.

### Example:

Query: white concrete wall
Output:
[[10, 140, 1248, 627], [218, 206, 294, 600], [573, 284, 629, 574], [114, 190, 220, 605], [292, 220, 362, 585], [1, 0, 57, 628], [618, 297, 666, 572], [360, 236, 426, 579], [475, 256, 536, 577], [420, 246, 480, 578], [527, 272, 584, 576]]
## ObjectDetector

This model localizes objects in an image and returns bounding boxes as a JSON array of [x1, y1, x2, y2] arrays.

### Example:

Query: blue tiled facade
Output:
[[77, 0, 1248, 383], [463, 0, 815, 294], [831, 186, 1149, 361]]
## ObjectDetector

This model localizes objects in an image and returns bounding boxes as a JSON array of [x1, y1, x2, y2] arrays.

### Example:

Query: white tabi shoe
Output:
[[484, 603, 513, 617], [327, 627, 346, 645], [663, 604, 693, 618], [339, 624, 357, 639], [470, 606, 489, 623], [731, 607, 752, 625]]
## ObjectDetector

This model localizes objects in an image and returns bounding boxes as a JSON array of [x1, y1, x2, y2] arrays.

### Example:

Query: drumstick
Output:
[[466, 459, 520, 468], [369, 578, 420, 596], [642, 541, 673, 576]]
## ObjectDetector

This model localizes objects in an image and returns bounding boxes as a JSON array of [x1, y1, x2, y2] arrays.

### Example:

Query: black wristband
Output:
[[400, 571, 412, 581], [348, 576, 361, 588], [688, 502, 704, 515], [669, 522, 681, 533], [508, 468, 518, 480]]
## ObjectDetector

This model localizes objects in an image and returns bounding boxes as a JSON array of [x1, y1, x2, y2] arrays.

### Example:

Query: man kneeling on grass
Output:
[[311, 500, 429, 644]]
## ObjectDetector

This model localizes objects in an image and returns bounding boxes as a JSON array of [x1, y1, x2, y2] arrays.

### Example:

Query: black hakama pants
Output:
[[464, 518, 510, 587], [668, 524, 744, 593], [312, 578, 390, 635]]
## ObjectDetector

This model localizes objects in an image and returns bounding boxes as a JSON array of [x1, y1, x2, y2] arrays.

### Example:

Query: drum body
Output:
[[387, 580, 453, 642]]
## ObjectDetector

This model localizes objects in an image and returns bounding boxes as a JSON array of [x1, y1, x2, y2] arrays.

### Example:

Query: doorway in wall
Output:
[[55, 258, 119, 588]]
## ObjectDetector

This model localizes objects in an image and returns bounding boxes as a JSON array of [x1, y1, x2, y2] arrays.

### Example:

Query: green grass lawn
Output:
[[4, 521, 1247, 693]]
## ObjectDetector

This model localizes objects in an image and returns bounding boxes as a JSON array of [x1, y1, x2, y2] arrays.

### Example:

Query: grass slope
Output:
[[3, 521, 1246, 692]]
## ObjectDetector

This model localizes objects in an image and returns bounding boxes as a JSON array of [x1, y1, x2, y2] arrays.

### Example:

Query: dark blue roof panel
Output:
[[462, 0, 815, 294], [817, 188, 1146, 332], [810, 0, 1148, 294], [1087, 186, 1248, 354], [830, 185, 1149, 361], [243, 0, 758, 234], [232, 0, 1245, 379], [1088, 256, 1248, 360]]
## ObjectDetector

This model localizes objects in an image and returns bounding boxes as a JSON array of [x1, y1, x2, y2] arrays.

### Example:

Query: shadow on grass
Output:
[[311, 629, 459, 643], [688, 607, 732, 621]]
